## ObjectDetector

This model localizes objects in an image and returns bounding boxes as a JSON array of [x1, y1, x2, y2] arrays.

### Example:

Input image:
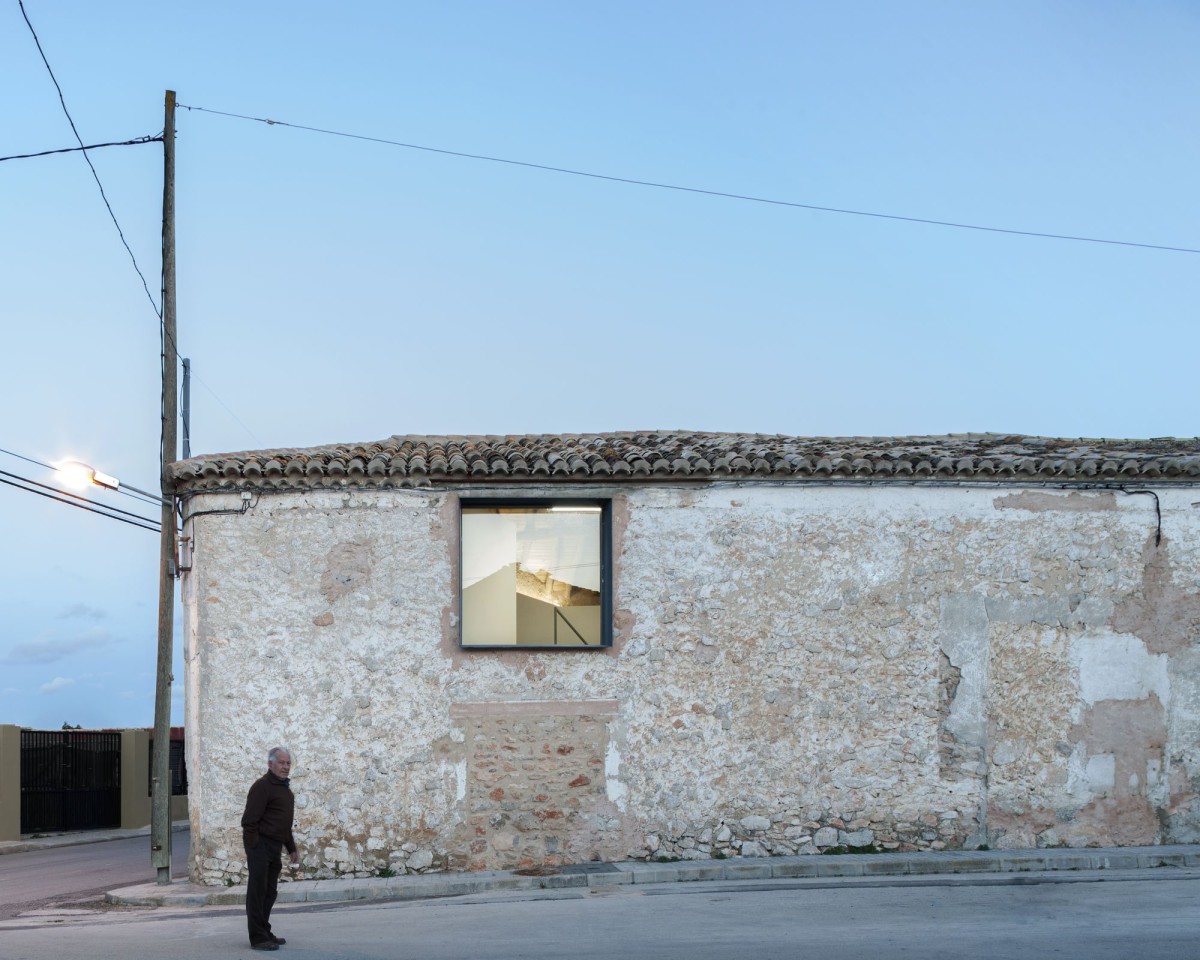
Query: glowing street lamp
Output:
[[57, 460, 119, 490], [57, 460, 165, 503]]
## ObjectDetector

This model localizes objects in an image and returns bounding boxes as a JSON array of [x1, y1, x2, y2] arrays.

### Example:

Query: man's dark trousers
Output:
[[246, 836, 283, 945]]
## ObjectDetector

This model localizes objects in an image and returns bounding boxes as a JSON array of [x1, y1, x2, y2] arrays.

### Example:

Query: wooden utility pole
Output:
[[152, 88, 178, 885]]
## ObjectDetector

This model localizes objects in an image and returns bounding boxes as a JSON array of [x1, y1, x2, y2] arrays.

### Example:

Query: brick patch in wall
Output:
[[452, 708, 624, 871]]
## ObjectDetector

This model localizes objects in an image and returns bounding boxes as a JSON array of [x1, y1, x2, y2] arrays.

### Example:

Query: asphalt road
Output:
[[1, 870, 1198, 960], [0, 830, 189, 920]]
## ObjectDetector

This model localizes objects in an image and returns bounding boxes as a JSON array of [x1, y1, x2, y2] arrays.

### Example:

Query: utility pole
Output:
[[152, 88, 178, 885]]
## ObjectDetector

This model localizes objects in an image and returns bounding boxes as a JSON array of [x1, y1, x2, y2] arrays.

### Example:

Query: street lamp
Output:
[[56, 460, 166, 504]]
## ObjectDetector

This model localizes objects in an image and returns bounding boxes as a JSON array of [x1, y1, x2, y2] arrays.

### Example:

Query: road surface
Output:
[[1, 867, 1198, 959], [0, 830, 189, 921]]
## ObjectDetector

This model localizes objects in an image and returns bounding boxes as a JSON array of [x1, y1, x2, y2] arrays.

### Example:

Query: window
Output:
[[460, 500, 611, 648]]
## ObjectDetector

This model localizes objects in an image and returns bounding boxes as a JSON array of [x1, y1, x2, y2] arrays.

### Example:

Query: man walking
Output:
[[241, 746, 299, 951]]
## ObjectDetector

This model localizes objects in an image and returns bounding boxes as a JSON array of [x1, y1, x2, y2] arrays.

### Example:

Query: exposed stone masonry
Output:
[[183, 481, 1200, 884]]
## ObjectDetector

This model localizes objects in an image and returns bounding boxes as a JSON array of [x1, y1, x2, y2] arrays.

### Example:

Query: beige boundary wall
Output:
[[118, 730, 191, 830], [0, 727, 187, 841], [182, 484, 1200, 884], [0, 725, 20, 842]]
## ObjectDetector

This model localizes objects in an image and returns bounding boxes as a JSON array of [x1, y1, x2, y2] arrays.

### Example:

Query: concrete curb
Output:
[[0, 821, 190, 857], [105, 844, 1200, 908]]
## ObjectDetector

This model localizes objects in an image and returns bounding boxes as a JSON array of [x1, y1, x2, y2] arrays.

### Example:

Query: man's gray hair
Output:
[[267, 746, 291, 763]]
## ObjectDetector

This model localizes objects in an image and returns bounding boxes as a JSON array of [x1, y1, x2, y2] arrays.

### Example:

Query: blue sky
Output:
[[1, 1, 1197, 729]]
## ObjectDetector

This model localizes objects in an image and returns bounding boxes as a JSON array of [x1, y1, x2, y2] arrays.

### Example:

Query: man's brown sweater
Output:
[[241, 771, 296, 853]]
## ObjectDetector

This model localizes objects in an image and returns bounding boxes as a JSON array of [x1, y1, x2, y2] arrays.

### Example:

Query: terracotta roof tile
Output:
[[167, 432, 1200, 492]]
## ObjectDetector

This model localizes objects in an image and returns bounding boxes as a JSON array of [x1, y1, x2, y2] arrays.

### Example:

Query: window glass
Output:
[[461, 503, 607, 647]]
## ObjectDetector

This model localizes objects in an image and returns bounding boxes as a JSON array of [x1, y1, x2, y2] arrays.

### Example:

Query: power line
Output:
[[10, 23, 256, 462], [0, 470, 160, 533], [192, 375, 263, 450], [0, 476, 159, 533], [0, 447, 163, 509], [18, 0, 163, 317], [178, 103, 1200, 257], [0, 469, 161, 525], [0, 446, 52, 471], [0, 134, 162, 164], [12, 18, 253, 459]]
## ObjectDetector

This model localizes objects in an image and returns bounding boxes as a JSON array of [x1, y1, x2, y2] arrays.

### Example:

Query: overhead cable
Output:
[[0, 447, 164, 509], [0, 134, 162, 164], [0, 469, 162, 525], [11, 15, 257, 457], [178, 103, 1199, 256], [18, 0, 163, 317], [192, 377, 263, 450], [0, 472, 160, 533], [0, 446, 53, 471]]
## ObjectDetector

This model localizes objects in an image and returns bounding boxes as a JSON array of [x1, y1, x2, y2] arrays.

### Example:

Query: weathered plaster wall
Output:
[[182, 484, 1200, 883]]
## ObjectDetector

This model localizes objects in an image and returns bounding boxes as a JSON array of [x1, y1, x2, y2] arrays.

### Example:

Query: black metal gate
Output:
[[20, 730, 121, 834], [148, 736, 189, 796]]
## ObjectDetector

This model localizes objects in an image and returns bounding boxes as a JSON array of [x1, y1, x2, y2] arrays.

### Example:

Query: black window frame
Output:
[[458, 497, 613, 650]]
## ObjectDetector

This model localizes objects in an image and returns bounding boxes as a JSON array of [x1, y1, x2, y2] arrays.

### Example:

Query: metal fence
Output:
[[148, 737, 189, 796], [20, 730, 122, 834]]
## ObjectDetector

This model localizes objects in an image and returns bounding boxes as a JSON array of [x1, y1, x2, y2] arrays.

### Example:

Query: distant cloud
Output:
[[1, 627, 114, 665], [57, 602, 107, 622], [1, 687, 20, 696], [39, 676, 75, 694]]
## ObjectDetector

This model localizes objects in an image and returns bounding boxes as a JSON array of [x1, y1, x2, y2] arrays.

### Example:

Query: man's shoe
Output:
[[272, 937, 287, 945], [251, 941, 279, 951]]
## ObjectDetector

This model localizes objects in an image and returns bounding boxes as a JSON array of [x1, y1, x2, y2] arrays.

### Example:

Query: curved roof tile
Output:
[[167, 432, 1200, 492]]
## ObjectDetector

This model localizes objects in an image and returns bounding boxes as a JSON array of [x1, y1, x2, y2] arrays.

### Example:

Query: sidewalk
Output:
[[0, 821, 189, 857], [107, 844, 1200, 908]]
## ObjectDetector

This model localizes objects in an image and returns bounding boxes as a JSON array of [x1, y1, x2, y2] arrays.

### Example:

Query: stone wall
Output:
[[182, 483, 1200, 883]]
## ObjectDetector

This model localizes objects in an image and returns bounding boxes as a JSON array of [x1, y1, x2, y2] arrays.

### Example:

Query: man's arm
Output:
[[240, 779, 266, 849], [285, 806, 298, 863]]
